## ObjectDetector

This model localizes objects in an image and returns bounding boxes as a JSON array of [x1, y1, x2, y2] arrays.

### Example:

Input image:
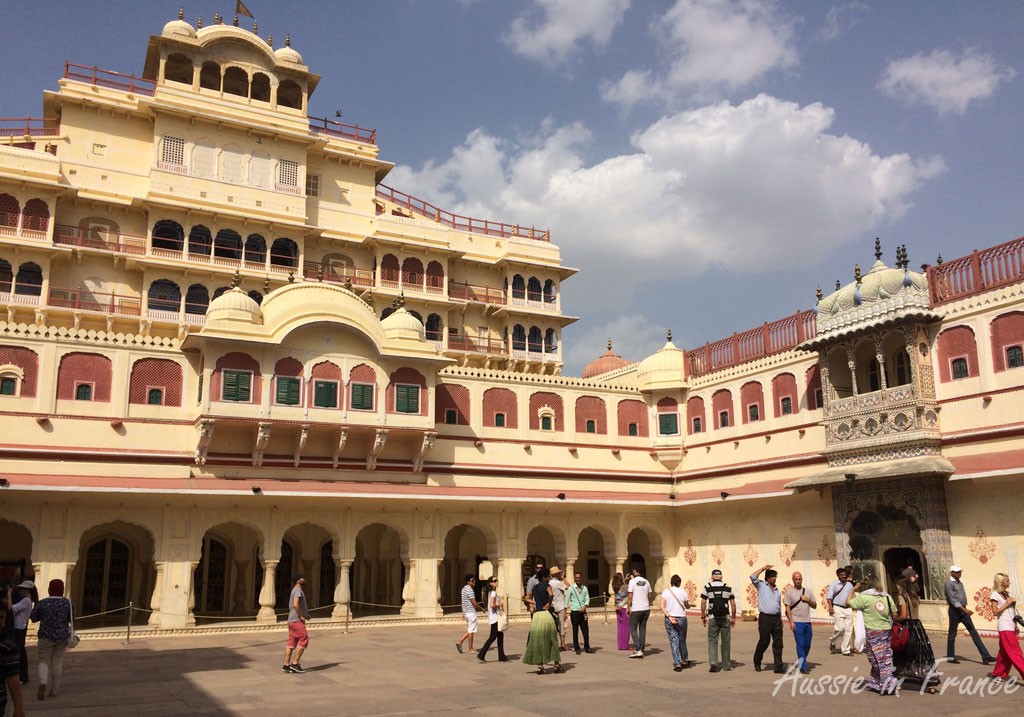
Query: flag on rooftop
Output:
[[236, 1, 254, 19]]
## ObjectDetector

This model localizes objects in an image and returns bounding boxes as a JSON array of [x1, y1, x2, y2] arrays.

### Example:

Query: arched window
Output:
[[221, 145, 244, 184], [426, 261, 444, 291], [251, 73, 271, 102], [222, 66, 248, 97], [0, 259, 12, 293], [212, 286, 230, 300], [164, 53, 192, 84], [894, 351, 911, 386], [249, 151, 272, 189], [148, 279, 181, 312], [194, 536, 227, 613], [380, 254, 400, 285], [188, 225, 212, 256], [152, 220, 184, 251], [401, 257, 423, 286], [22, 199, 49, 232], [129, 358, 182, 406], [81, 537, 130, 616], [527, 277, 542, 302], [868, 358, 881, 392], [544, 329, 558, 353], [512, 324, 526, 351], [184, 284, 209, 315], [0, 194, 19, 228], [528, 326, 542, 353], [511, 275, 526, 300], [14, 262, 42, 296], [248, 290, 263, 305], [214, 229, 242, 260], [278, 79, 302, 109], [543, 279, 557, 304], [425, 314, 443, 341], [192, 139, 217, 179], [244, 234, 266, 265], [270, 238, 298, 268], [199, 61, 220, 91]]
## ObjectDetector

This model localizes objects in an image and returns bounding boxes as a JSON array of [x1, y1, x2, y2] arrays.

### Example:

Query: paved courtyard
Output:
[[15, 618, 1022, 716]]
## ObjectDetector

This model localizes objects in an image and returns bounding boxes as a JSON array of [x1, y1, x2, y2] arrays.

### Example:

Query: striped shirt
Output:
[[460, 584, 476, 613]]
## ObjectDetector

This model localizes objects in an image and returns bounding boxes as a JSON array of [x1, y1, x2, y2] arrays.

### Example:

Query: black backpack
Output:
[[707, 584, 730, 617]]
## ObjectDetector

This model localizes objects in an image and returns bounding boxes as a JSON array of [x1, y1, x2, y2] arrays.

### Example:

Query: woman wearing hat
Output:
[[6, 580, 36, 685], [521, 568, 562, 674], [30, 579, 72, 701]]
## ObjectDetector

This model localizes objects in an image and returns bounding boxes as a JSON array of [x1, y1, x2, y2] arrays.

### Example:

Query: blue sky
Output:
[[3, 2, 1022, 375]]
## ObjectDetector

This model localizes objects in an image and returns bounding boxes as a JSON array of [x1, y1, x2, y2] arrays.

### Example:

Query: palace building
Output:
[[1, 12, 1022, 634]]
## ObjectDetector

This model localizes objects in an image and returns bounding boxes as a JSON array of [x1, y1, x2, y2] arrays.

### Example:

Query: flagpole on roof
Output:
[[236, 0, 254, 19]]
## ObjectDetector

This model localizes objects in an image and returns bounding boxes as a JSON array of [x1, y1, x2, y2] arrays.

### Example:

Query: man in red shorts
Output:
[[283, 574, 310, 673]]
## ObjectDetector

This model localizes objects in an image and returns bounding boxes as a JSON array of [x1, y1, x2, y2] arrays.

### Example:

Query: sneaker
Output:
[[709, 665, 721, 673], [281, 664, 292, 673], [289, 663, 306, 674], [673, 664, 683, 672], [455, 641, 463, 654]]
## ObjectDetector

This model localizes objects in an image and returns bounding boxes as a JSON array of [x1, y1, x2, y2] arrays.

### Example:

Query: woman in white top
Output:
[[476, 576, 508, 663], [659, 574, 691, 671], [988, 572, 1024, 680]]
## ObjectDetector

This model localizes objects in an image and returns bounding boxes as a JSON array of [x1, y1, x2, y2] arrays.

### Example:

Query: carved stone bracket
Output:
[[195, 418, 215, 465], [367, 428, 388, 471], [293, 424, 310, 468], [253, 422, 272, 467], [413, 431, 437, 473], [332, 428, 349, 469]]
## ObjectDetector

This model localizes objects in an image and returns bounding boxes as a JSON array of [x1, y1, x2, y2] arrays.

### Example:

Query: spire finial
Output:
[[197, 15, 202, 28], [607, 338, 612, 351], [263, 277, 270, 295], [285, 34, 291, 47], [901, 244, 909, 269], [816, 285, 823, 301], [936, 254, 943, 265], [267, 34, 272, 46], [253, 21, 258, 34], [874, 237, 882, 261], [231, 270, 241, 289], [178, 7, 184, 20], [214, 12, 220, 24], [666, 329, 672, 343], [854, 264, 862, 282], [835, 279, 841, 290], [233, 15, 239, 26]]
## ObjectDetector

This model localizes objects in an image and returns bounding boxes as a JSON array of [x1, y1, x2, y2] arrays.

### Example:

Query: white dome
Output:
[[274, 45, 304, 65], [206, 287, 262, 324], [162, 14, 197, 40], [636, 333, 687, 391], [381, 307, 424, 341]]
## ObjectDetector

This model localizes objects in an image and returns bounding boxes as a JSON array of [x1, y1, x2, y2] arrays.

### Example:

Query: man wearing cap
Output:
[[549, 567, 568, 652], [750, 564, 785, 674], [700, 569, 735, 672], [283, 574, 310, 673], [825, 567, 855, 656], [944, 565, 995, 665]]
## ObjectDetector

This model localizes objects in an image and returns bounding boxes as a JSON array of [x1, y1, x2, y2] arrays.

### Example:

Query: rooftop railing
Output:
[[63, 62, 155, 96], [687, 310, 817, 377], [308, 116, 377, 145], [0, 117, 60, 138], [927, 236, 1024, 306], [53, 224, 146, 255], [376, 184, 549, 241], [449, 281, 505, 305]]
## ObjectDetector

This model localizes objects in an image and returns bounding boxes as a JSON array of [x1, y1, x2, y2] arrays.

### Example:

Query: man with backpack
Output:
[[700, 569, 736, 672]]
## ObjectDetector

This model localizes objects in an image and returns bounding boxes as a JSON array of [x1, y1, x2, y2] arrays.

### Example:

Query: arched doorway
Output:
[[353, 523, 407, 617], [441, 524, 493, 612], [627, 527, 664, 590], [194, 522, 262, 623], [848, 506, 926, 595], [0, 518, 33, 588], [577, 527, 609, 601], [279, 522, 336, 611], [74, 521, 155, 627]]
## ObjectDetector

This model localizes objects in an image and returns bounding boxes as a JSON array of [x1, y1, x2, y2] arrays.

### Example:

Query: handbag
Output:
[[496, 608, 509, 633], [66, 597, 80, 649], [890, 595, 909, 651]]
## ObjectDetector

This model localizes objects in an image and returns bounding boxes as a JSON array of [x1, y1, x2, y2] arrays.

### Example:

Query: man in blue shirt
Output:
[[750, 564, 784, 674]]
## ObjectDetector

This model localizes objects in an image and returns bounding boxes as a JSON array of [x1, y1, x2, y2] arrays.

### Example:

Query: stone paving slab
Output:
[[15, 619, 1022, 716]]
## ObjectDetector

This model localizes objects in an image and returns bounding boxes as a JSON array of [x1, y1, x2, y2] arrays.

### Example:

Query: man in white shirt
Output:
[[627, 567, 654, 658], [549, 566, 568, 651], [825, 567, 855, 656]]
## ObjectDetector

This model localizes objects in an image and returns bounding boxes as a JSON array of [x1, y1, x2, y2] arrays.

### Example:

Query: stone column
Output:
[[232, 559, 249, 615], [874, 336, 888, 392], [848, 353, 859, 396], [148, 561, 165, 626], [186, 560, 199, 627], [257, 559, 278, 623], [332, 560, 352, 619], [500, 555, 525, 615], [564, 556, 577, 584], [400, 560, 416, 617]]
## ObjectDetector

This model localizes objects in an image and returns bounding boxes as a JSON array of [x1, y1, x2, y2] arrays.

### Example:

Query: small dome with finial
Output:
[[381, 305, 425, 341], [274, 33, 305, 64], [636, 330, 687, 391], [206, 286, 263, 324], [582, 339, 632, 378], [163, 8, 197, 39]]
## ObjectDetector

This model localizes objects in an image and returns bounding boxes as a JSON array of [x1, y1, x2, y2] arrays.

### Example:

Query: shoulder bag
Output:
[[66, 597, 81, 648]]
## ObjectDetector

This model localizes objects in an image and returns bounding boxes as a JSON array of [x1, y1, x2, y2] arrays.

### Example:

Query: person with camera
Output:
[[988, 572, 1024, 681], [701, 568, 735, 673]]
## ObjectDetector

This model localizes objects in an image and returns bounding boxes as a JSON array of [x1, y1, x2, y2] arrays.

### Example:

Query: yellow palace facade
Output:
[[1, 13, 1022, 634]]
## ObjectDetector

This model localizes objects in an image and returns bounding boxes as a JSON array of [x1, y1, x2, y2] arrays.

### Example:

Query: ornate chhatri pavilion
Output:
[[1, 12, 1022, 634]]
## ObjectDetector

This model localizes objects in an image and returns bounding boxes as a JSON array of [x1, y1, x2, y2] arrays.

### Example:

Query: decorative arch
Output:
[[278, 79, 302, 109], [483, 387, 517, 428], [806, 364, 823, 410], [990, 311, 1024, 372], [617, 398, 648, 436], [148, 279, 181, 312], [188, 225, 212, 256], [936, 325, 979, 382], [575, 395, 607, 434], [0, 194, 20, 227], [214, 229, 243, 259], [184, 283, 209, 314], [712, 388, 733, 429], [686, 395, 706, 434], [527, 326, 543, 353], [511, 324, 526, 351], [211, 352, 262, 404], [152, 219, 184, 251], [400, 257, 423, 286], [436, 383, 470, 425], [387, 367, 427, 415], [57, 352, 112, 401], [244, 234, 266, 265], [426, 261, 444, 291], [270, 238, 298, 268], [511, 274, 526, 300], [425, 313, 443, 341], [164, 53, 193, 84], [129, 358, 183, 406], [22, 198, 49, 232], [14, 262, 42, 295], [199, 61, 220, 90], [771, 372, 798, 417], [0, 345, 38, 397], [222, 65, 248, 97], [527, 277, 542, 302], [740, 380, 764, 423], [543, 279, 557, 304], [251, 72, 271, 102], [529, 391, 563, 431], [544, 329, 558, 353]]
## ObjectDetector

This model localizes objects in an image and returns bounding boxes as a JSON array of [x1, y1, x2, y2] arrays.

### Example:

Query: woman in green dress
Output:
[[522, 568, 562, 674]]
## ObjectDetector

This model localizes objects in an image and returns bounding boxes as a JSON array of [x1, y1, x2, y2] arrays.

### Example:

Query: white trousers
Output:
[[829, 605, 854, 654]]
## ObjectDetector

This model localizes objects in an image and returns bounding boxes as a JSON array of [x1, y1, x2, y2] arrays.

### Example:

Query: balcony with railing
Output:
[[510, 341, 559, 363], [376, 184, 549, 241], [927, 236, 1024, 306], [0, 117, 60, 138], [53, 224, 146, 255], [447, 335, 507, 356], [302, 260, 375, 288], [509, 290, 558, 312], [449, 281, 505, 305], [308, 116, 377, 145], [63, 62, 155, 96], [687, 310, 817, 377]]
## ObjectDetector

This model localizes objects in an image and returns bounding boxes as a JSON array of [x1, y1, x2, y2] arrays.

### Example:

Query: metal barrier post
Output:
[[603, 593, 608, 624], [126, 601, 133, 644], [344, 602, 350, 635]]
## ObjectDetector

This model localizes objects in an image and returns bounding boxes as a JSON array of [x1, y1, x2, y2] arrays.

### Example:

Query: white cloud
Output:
[[819, 2, 869, 42], [602, 0, 798, 108], [505, 0, 631, 66], [390, 95, 943, 313], [878, 48, 1016, 116]]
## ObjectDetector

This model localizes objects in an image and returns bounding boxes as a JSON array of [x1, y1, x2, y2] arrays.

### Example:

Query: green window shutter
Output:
[[223, 370, 251, 402], [540, 415, 552, 431], [276, 377, 300, 406], [494, 413, 506, 427], [396, 384, 419, 413], [0, 377, 15, 395], [658, 413, 678, 435], [76, 383, 92, 401], [628, 422, 638, 436], [147, 388, 164, 405], [314, 381, 337, 408], [350, 383, 374, 410]]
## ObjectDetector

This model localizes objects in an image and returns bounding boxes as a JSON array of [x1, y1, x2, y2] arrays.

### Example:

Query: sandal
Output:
[[552, 664, 563, 673], [537, 667, 546, 675]]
